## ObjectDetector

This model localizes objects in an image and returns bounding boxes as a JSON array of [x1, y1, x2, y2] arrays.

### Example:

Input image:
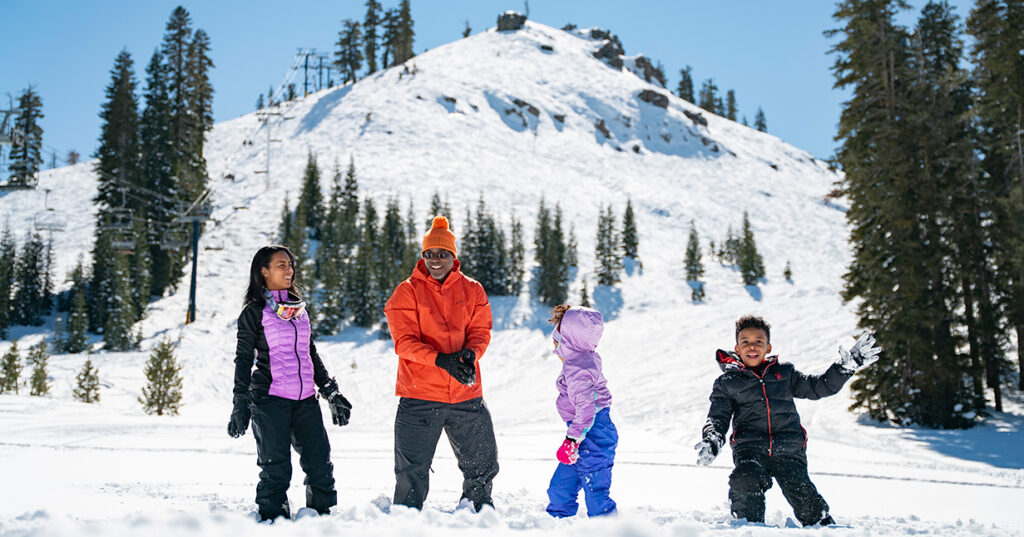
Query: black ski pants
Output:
[[729, 448, 829, 526], [250, 394, 337, 520], [393, 397, 499, 510]]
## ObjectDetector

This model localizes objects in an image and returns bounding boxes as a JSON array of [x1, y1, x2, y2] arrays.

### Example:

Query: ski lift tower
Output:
[[173, 188, 214, 324]]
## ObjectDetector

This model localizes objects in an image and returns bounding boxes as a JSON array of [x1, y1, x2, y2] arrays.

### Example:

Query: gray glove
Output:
[[838, 333, 882, 372], [695, 418, 724, 466]]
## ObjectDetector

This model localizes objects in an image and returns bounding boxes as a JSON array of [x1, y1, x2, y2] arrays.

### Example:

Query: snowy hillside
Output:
[[1, 21, 1022, 537]]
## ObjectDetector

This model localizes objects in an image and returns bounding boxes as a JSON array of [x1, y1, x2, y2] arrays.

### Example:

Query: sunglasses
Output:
[[422, 250, 452, 260], [263, 289, 307, 321], [552, 328, 562, 347]]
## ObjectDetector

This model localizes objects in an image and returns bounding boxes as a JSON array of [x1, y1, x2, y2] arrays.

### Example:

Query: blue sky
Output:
[[2, 0, 974, 165]]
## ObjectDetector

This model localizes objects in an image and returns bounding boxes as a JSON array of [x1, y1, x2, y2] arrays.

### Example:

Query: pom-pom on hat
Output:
[[422, 216, 457, 256]]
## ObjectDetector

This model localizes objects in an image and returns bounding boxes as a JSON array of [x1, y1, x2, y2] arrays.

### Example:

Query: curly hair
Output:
[[548, 304, 572, 330], [735, 315, 771, 343]]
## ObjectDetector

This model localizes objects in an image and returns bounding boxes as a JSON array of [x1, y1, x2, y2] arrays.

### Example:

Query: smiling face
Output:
[[422, 247, 455, 281], [261, 251, 294, 291], [735, 327, 772, 368]]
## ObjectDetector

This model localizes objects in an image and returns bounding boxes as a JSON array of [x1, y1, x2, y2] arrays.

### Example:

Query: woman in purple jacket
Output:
[[227, 245, 353, 522], [546, 305, 618, 518]]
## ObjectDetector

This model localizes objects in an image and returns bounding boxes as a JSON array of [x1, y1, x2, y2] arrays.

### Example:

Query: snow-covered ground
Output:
[[1, 21, 1022, 537]]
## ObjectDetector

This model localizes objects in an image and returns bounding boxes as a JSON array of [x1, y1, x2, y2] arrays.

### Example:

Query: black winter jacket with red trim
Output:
[[704, 350, 853, 459]]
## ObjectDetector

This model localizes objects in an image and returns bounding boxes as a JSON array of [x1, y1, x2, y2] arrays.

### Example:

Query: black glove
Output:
[[459, 348, 477, 385], [435, 351, 476, 385], [319, 378, 352, 426], [227, 394, 251, 438]]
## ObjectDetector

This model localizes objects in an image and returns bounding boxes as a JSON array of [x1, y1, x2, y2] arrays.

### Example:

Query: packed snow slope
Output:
[[2, 21, 1022, 537]]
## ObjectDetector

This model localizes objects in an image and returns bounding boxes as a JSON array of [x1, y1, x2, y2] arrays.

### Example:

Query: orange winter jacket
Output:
[[384, 259, 492, 404]]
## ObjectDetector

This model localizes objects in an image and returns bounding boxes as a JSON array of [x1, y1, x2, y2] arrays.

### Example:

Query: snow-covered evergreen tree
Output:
[[73, 358, 101, 403], [0, 341, 22, 394], [139, 337, 183, 416], [28, 339, 50, 397]]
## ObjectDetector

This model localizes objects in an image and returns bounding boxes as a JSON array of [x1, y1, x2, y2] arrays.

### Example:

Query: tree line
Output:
[[277, 154, 646, 336], [831, 0, 1024, 428], [676, 65, 766, 131]]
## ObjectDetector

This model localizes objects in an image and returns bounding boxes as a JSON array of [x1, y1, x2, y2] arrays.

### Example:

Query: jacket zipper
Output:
[[290, 318, 303, 399], [751, 362, 774, 456]]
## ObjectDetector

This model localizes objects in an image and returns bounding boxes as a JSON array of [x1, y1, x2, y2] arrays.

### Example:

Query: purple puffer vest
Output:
[[554, 307, 613, 440], [262, 289, 316, 400]]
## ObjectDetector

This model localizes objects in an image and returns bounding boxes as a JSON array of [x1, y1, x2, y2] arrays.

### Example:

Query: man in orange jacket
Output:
[[384, 215, 498, 512]]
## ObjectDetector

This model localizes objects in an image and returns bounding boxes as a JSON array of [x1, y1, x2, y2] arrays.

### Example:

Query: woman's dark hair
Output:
[[244, 245, 303, 307]]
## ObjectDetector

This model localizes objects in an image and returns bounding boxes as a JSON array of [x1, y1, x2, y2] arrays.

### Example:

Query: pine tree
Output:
[[968, 0, 1024, 391], [831, 0, 975, 427], [784, 260, 793, 282], [256, 93, 264, 110], [393, 0, 416, 65], [335, 19, 364, 84], [463, 20, 472, 38], [381, 8, 400, 68], [595, 204, 623, 286], [534, 199, 568, 306], [339, 156, 361, 249], [140, 49, 180, 298], [94, 50, 141, 217], [622, 198, 639, 259], [348, 198, 379, 327], [129, 219, 153, 319], [677, 66, 695, 102], [0, 222, 15, 337], [28, 339, 50, 397], [580, 278, 591, 307], [402, 201, 420, 273], [186, 27, 214, 197], [698, 79, 718, 112], [13, 232, 48, 326], [0, 341, 21, 394], [314, 164, 347, 336], [298, 151, 324, 238], [565, 224, 578, 268], [103, 253, 138, 351], [506, 213, 525, 295], [726, 89, 738, 121], [426, 191, 451, 230], [721, 225, 741, 266], [684, 221, 704, 281], [754, 107, 767, 131], [63, 286, 90, 353], [364, 0, 382, 75], [737, 212, 765, 286], [380, 197, 408, 299], [8, 87, 44, 187], [73, 358, 101, 403], [139, 337, 183, 416], [162, 7, 198, 201]]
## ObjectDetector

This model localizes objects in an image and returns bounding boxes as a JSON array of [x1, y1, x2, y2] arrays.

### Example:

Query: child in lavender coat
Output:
[[545, 305, 618, 518]]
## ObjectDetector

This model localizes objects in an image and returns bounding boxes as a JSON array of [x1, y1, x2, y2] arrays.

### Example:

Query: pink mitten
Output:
[[556, 438, 579, 465]]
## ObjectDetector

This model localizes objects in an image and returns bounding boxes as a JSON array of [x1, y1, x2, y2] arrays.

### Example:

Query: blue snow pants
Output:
[[545, 407, 618, 518]]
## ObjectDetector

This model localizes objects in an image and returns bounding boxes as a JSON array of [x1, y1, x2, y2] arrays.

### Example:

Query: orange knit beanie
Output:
[[422, 216, 457, 256]]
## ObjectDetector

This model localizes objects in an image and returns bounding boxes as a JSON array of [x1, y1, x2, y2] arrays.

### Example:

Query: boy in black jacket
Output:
[[694, 315, 880, 526]]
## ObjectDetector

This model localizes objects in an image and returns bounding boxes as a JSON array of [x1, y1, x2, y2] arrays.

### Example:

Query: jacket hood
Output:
[[555, 307, 603, 359], [715, 348, 778, 373], [411, 258, 463, 286]]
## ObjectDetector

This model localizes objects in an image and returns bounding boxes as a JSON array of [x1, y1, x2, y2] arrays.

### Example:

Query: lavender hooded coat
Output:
[[554, 307, 613, 440]]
